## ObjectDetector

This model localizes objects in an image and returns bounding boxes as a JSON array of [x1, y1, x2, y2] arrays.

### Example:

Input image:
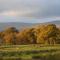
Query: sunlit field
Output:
[[0, 44, 60, 60]]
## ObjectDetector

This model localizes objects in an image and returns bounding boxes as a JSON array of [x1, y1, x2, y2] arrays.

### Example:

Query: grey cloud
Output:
[[0, 0, 60, 18]]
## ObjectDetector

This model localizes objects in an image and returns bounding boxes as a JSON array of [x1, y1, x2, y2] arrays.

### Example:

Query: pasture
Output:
[[0, 44, 60, 60]]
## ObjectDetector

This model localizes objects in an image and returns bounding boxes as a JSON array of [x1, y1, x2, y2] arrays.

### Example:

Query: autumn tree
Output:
[[0, 24, 60, 45], [2, 27, 19, 45], [36, 24, 60, 44], [0, 32, 4, 45], [16, 28, 36, 44]]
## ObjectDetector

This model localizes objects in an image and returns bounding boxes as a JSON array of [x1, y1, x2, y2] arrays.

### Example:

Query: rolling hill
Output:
[[0, 20, 60, 31]]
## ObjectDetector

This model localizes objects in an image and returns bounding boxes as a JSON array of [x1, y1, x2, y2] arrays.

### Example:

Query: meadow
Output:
[[0, 44, 60, 60]]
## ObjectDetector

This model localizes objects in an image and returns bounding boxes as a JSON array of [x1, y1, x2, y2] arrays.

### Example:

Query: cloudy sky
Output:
[[0, 0, 60, 23]]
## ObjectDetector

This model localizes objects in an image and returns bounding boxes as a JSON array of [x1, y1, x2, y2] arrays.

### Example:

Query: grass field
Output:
[[0, 44, 60, 60]]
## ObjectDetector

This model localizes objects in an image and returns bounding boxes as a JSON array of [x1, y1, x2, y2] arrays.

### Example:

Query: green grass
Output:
[[0, 44, 60, 60]]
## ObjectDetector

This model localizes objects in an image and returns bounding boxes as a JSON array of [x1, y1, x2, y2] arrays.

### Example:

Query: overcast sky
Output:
[[0, 0, 60, 23]]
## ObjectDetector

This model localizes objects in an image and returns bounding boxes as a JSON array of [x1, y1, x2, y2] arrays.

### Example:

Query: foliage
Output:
[[0, 24, 60, 45]]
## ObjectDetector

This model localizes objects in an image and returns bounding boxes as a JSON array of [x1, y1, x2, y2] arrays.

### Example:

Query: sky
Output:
[[0, 0, 60, 23]]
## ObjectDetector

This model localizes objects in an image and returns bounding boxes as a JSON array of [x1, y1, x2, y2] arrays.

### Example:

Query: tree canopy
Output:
[[0, 24, 60, 45]]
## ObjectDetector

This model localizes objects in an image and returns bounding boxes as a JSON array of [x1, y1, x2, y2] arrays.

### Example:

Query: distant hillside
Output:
[[0, 22, 33, 31], [0, 20, 60, 31], [34, 20, 60, 27], [44, 20, 60, 26], [47, 20, 60, 24]]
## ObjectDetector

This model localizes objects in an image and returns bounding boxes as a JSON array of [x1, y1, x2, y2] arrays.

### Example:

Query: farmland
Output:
[[0, 44, 60, 60]]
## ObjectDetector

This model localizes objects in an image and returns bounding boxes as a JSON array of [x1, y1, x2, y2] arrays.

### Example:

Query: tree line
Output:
[[0, 24, 60, 45]]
